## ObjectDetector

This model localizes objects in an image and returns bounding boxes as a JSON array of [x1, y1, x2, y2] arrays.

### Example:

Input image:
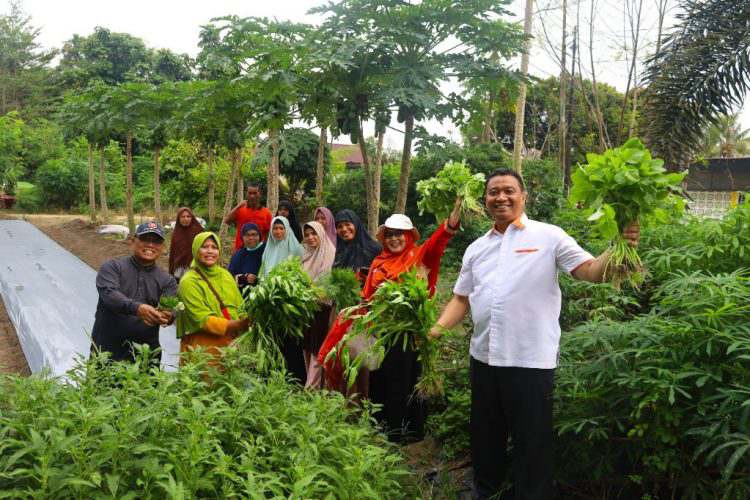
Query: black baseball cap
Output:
[[135, 221, 165, 240]]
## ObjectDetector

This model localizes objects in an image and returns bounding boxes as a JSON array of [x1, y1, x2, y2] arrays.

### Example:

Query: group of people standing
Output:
[[89, 170, 640, 499], [91, 181, 456, 444]]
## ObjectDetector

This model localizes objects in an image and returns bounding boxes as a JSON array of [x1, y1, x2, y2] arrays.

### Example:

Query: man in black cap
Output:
[[91, 221, 178, 363]]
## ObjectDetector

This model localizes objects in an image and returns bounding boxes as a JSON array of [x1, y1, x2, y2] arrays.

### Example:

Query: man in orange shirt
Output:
[[224, 183, 273, 250]]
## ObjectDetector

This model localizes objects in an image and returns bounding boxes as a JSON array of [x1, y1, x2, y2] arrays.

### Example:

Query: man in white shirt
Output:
[[431, 168, 639, 499]]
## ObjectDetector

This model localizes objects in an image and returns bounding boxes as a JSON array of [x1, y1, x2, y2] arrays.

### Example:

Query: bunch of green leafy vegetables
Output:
[[240, 257, 321, 373], [569, 138, 686, 288], [330, 269, 445, 398], [417, 161, 486, 222], [158, 295, 184, 312], [318, 268, 361, 310]]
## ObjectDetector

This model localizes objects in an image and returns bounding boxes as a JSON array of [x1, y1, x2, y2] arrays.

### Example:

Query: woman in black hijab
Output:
[[276, 199, 303, 242], [333, 209, 382, 284]]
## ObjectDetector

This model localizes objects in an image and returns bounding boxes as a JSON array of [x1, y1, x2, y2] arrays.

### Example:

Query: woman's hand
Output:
[[447, 197, 462, 232], [246, 273, 257, 284], [227, 317, 250, 338]]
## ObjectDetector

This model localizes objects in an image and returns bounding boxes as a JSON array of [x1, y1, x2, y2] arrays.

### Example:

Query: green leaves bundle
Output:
[[158, 295, 184, 312], [318, 268, 361, 310], [240, 258, 321, 373], [569, 138, 686, 288], [333, 270, 444, 398], [417, 161, 486, 222]]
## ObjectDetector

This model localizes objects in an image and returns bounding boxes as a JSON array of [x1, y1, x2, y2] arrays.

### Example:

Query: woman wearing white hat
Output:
[[319, 200, 461, 423], [365, 199, 461, 442]]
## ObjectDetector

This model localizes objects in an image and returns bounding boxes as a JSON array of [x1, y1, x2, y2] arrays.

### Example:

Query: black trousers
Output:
[[470, 357, 555, 500], [370, 344, 426, 443]]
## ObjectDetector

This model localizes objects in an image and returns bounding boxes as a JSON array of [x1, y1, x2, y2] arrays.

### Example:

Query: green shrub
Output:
[[34, 157, 88, 209], [0, 348, 415, 498]]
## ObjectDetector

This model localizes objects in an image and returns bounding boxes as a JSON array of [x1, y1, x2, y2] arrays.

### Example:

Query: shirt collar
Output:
[[488, 213, 527, 236]]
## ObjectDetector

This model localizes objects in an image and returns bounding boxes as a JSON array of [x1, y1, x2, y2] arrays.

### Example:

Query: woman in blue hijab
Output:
[[227, 222, 265, 291]]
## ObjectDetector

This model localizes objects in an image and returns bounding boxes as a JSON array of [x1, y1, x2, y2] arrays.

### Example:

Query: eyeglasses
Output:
[[383, 229, 405, 240]]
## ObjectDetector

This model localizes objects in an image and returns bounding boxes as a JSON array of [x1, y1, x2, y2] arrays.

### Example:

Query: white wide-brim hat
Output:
[[376, 214, 421, 242]]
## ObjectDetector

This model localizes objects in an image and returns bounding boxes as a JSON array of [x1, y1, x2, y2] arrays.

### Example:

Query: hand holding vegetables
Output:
[[569, 138, 684, 288], [417, 162, 485, 223]]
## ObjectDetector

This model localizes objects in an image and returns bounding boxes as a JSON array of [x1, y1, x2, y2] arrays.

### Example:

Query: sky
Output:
[[13, 0, 750, 149]]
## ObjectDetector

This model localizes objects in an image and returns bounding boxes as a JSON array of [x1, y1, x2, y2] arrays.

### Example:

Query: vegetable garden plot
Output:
[[0, 220, 179, 376]]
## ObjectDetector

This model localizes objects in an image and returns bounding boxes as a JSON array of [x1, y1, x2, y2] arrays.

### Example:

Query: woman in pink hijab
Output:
[[313, 207, 337, 245], [301, 221, 336, 388]]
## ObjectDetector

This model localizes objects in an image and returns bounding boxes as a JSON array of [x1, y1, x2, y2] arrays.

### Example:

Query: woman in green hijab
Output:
[[177, 232, 249, 359], [258, 216, 304, 278]]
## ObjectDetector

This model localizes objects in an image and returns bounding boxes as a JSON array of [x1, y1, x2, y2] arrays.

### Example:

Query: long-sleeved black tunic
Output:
[[91, 256, 177, 362]]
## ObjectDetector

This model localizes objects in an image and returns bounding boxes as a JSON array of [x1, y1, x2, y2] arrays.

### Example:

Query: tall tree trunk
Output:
[[87, 142, 97, 223], [98, 145, 109, 223], [207, 145, 216, 224], [564, 25, 578, 192], [315, 127, 327, 206], [267, 129, 280, 215], [236, 160, 244, 205], [629, 88, 639, 137], [512, 0, 535, 174], [356, 126, 377, 236], [219, 148, 241, 243], [617, 0, 644, 141], [154, 146, 162, 225], [395, 113, 414, 214], [589, 0, 609, 150], [371, 131, 385, 231], [125, 131, 135, 237], [558, 0, 568, 179]]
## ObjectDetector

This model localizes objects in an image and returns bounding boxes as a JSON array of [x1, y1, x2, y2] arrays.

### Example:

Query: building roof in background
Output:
[[331, 144, 363, 166]]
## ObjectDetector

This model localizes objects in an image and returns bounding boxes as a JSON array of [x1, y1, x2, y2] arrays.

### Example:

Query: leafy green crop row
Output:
[[0, 349, 415, 499]]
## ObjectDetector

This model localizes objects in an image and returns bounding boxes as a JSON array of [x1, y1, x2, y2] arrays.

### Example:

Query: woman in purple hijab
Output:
[[313, 207, 337, 245]]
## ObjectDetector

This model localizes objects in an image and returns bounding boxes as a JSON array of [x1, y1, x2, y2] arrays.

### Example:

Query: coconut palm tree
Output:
[[698, 113, 750, 158]]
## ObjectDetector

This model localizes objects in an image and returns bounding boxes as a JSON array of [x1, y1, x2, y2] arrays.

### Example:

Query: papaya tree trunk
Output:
[[315, 127, 327, 206], [374, 131, 384, 219], [98, 145, 109, 223], [219, 148, 241, 243], [268, 128, 280, 215], [356, 126, 377, 236], [153, 146, 162, 225], [87, 142, 97, 223], [125, 131, 135, 237], [207, 146, 215, 224], [236, 171, 244, 205], [395, 113, 414, 214]]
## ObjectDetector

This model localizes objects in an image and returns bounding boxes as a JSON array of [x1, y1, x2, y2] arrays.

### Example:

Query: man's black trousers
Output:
[[470, 357, 555, 500]]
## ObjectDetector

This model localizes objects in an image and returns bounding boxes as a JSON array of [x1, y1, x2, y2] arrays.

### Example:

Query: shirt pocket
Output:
[[514, 246, 542, 255]]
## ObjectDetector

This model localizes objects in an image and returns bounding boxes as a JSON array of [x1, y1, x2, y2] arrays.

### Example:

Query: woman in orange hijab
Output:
[[319, 199, 461, 442]]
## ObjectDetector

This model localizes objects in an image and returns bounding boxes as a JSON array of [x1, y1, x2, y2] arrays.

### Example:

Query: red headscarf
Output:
[[169, 207, 203, 274]]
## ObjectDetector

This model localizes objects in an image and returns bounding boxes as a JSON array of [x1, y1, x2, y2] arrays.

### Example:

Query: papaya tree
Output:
[[316, 0, 525, 214], [139, 83, 176, 224], [171, 80, 223, 223], [199, 17, 310, 215], [105, 82, 149, 236]]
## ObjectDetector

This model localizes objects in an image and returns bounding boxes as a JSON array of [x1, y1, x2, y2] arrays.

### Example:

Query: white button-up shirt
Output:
[[453, 214, 593, 369]]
